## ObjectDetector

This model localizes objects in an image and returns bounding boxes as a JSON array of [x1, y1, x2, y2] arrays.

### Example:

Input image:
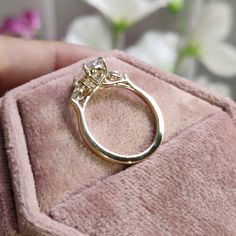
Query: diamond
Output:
[[72, 82, 91, 101], [72, 58, 107, 101], [83, 78, 96, 89], [74, 70, 96, 90], [87, 58, 105, 71], [73, 70, 86, 87], [85, 57, 107, 83]]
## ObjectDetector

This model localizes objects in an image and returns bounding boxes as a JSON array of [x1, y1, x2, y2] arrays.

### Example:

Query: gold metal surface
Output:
[[70, 57, 164, 165]]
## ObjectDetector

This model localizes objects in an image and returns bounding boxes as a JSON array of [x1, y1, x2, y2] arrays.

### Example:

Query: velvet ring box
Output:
[[1, 50, 236, 236]]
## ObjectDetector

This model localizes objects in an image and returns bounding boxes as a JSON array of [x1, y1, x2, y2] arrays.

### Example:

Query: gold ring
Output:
[[70, 57, 164, 165]]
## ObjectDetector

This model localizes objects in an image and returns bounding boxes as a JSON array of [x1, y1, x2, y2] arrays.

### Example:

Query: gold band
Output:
[[70, 57, 164, 165]]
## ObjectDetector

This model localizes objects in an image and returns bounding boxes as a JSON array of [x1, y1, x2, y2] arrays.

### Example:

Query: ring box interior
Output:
[[1, 51, 236, 235]]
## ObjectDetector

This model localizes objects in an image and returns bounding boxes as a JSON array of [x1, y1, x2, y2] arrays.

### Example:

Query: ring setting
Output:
[[70, 57, 164, 165]]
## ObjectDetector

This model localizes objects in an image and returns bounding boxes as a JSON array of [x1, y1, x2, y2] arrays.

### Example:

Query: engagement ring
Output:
[[70, 57, 164, 164]]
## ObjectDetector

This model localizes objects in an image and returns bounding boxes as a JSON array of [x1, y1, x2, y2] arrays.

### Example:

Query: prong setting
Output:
[[72, 58, 128, 101]]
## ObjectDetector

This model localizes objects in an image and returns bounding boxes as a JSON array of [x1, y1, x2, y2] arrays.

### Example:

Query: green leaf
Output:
[[183, 42, 199, 57], [112, 21, 130, 33], [168, 0, 184, 13]]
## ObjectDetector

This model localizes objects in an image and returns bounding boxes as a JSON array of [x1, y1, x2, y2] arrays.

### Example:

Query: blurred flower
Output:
[[127, 31, 178, 71], [195, 75, 231, 98], [84, 0, 170, 27], [189, 1, 236, 77], [65, 15, 112, 50], [0, 10, 41, 39], [67, 0, 171, 49]]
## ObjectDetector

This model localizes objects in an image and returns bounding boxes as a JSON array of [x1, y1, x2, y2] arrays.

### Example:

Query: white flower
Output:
[[84, 0, 170, 25], [65, 15, 112, 51], [195, 75, 231, 98], [178, 58, 197, 79], [191, 1, 236, 77], [127, 31, 178, 71]]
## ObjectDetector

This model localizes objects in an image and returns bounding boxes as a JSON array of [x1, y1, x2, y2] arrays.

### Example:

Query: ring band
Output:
[[70, 57, 164, 164]]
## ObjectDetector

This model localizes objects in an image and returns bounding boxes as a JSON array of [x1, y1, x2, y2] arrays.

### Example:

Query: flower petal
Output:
[[195, 75, 231, 98], [24, 10, 41, 31], [127, 31, 178, 71], [65, 15, 112, 51], [178, 58, 197, 79], [192, 1, 232, 44], [200, 43, 236, 78], [84, 0, 169, 24]]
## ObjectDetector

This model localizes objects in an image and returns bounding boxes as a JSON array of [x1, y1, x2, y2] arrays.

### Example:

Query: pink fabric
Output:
[[0, 100, 18, 235], [51, 111, 236, 236], [0, 50, 236, 235]]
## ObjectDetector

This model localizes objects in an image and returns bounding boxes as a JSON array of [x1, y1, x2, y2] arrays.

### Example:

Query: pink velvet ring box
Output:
[[1, 50, 236, 236]]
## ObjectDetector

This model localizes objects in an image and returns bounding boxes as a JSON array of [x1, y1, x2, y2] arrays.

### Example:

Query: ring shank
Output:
[[71, 80, 164, 164]]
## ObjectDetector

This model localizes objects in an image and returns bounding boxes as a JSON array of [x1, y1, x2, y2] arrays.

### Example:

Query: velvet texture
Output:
[[0, 50, 236, 236]]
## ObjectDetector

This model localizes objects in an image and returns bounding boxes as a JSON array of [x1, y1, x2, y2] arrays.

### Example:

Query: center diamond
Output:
[[72, 58, 108, 101], [85, 57, 107, 83]]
